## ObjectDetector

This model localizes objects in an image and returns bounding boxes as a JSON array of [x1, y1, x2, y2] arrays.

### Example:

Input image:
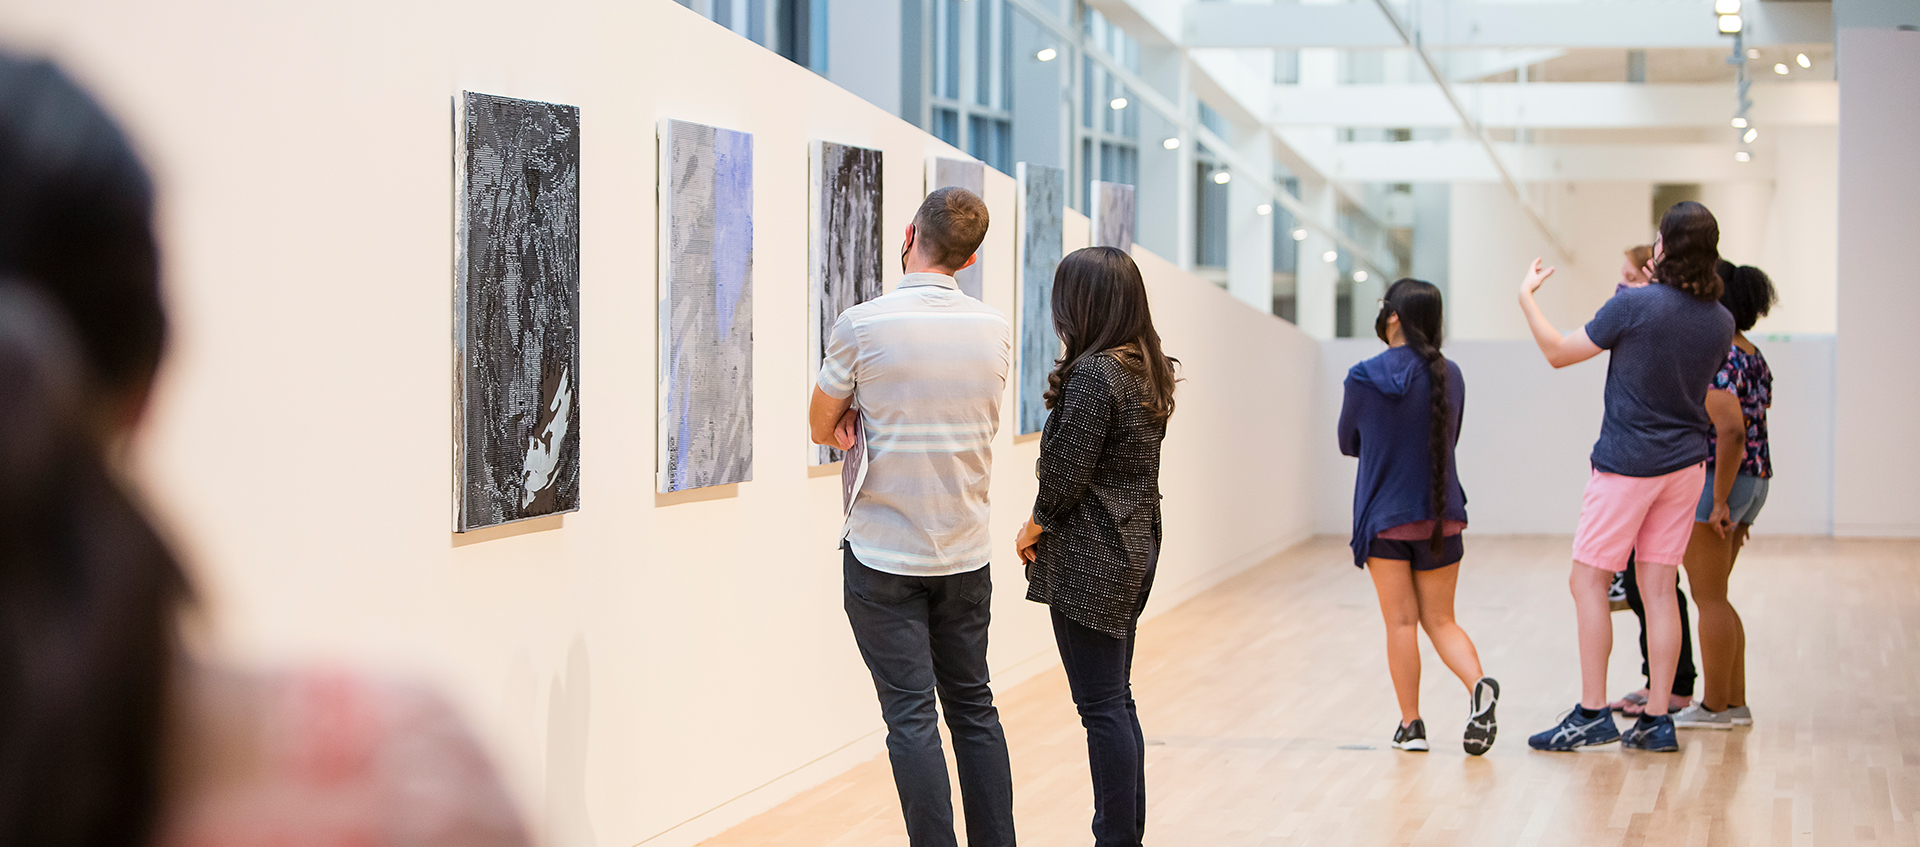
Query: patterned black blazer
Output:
[[1026, 352, 1166, 638]]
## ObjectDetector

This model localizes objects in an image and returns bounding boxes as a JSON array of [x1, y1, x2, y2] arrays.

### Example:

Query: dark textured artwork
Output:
[[659, 119, 754, 493], [927, 157, 986, 299], [1017, 163, 1065, 435], [454, 91, 581, 532], [809, 140, 884, 465], [1091, 181, 1136, 253]]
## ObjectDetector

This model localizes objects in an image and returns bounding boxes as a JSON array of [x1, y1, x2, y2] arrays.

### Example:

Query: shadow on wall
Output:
[[547, 636, 596, 847]]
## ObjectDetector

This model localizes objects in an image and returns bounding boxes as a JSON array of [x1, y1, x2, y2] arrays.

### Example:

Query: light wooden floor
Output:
[[701, 536, 1920, 847]]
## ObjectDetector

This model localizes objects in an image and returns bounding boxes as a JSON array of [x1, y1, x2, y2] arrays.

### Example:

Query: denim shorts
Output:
[[1695, 468, 1770, 526]]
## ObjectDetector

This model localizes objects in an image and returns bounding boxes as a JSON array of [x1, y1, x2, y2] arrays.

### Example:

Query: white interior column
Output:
[[1834, 26, 1920, 537], [1226, 133, 1275, 312], [1294, 178, 1338, 338]]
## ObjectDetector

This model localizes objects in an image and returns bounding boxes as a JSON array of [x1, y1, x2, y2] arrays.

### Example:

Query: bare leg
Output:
[[1570, 562, 1616, 711], [1636, 560, 1683, 717], [1412, 563, 1484, 690], [1683, 521, 1737, 712], [1368, 559, 1423, 724], [1728, 525, 1751, 708]]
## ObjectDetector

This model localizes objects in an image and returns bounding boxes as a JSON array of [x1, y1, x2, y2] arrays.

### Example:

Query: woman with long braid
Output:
[[1338, 279, 1499, 755]]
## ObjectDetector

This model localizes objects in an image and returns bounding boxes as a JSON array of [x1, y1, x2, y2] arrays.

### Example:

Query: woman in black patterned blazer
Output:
[[1014, 246, 1177, 847]]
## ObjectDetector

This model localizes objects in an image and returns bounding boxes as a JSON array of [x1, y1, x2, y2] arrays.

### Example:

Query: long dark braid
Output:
[[1375, 279, 1451, 554]]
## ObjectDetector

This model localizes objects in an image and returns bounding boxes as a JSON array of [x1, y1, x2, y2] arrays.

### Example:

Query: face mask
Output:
[[900, 228, 913, 274]]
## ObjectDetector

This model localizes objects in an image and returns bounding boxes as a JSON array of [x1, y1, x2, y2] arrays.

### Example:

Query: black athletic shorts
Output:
[[1367, 534, 1465, 571]]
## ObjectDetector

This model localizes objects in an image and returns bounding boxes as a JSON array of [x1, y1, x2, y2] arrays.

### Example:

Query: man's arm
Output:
[[809, 386, 856, 448], [1517, 258, 1604, 369]]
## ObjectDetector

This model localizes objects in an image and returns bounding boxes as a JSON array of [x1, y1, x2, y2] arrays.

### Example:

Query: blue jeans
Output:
[[1050, 545, 1159, 847], [843, 550, 1016, 847]]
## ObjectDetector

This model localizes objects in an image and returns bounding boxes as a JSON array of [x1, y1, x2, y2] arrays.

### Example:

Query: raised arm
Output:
[[1517, 258, 1604, 369]]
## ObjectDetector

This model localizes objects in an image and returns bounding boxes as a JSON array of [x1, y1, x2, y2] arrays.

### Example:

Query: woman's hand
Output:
[[1520, 258, 1556, 297], [1708, 502, 1733, 538], [1015, 518, 1044, 563]]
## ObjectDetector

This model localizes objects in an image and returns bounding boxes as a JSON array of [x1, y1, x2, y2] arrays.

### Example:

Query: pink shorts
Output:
[[1571, 463, 1705, 571]]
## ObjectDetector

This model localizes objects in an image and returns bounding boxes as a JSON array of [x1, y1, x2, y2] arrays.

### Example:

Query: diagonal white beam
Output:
[[1183, 1, 1832, 50], [1273, 82, 1839, 129], [1324, 141, 1773, 183]]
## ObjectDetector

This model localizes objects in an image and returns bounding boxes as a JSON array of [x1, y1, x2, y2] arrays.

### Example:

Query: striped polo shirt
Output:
[[818, 273, 1012, 577]]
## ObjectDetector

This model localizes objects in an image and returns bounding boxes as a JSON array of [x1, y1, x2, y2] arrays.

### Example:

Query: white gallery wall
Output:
[[1315, 338, 1837, 539], [0, 1, 1322, 845]]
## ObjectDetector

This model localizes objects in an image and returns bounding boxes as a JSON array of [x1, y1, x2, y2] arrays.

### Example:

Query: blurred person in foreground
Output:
[[0, 55, 530, 846]]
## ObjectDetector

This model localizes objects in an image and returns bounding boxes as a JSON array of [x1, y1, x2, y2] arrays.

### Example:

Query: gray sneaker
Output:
[[1723, 705, 1753, 726], [1672, 703, 1736, 730]]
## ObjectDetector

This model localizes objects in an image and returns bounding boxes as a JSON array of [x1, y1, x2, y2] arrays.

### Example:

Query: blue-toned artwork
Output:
[[927, 156, 986, 299], [1091, 181, 1135, 253], [658, 119, 754, 493], [1017, 163, 1065, 435], [454, 91, 581, 532]]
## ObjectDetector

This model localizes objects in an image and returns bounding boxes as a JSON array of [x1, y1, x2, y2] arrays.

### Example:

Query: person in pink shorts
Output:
[[1516, 201, 1735, 753]]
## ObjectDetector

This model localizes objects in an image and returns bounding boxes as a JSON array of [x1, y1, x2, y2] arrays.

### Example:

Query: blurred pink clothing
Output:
[[155, 669, 531, 847]]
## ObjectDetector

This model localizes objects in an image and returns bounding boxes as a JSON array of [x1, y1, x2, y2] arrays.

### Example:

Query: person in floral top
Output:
[[1673, 264, 1778, 731]]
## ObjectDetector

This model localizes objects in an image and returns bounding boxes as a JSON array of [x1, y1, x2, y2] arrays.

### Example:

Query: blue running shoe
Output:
[[1527, 705, 1621, 751], [1621, 714, 1680, 752]]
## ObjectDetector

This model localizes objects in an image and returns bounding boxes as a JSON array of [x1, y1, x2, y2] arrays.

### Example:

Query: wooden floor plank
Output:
[[700, 536, 1920, 847]]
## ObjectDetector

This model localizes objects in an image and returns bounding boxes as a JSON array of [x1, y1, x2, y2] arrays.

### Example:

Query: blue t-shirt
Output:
[[1584, 283, 1735, 477]]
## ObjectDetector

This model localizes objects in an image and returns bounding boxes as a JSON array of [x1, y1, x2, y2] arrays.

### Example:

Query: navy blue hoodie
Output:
[[1337, 345, 1468, 567]]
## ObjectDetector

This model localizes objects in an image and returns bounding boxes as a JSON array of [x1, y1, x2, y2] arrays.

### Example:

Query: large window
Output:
[[923, 0, 1014, 172], [1077, 9, 1138, 212]]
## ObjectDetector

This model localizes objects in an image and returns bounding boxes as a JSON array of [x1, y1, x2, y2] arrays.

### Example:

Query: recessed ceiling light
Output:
[[1354, 271, 1369, 282], [1213, 171, 1231, 184], [1774, 63, 1790, 75], [1743, 127, 1758, 143], [1714, 0, 1740, 14], [1747, 48, 1761, 59], [1109, 97, 1128, 110], [1035, 47, 1057, 62], [1796, 53, 1811, 68], [1292, 229, 1308, 241], [1162, 137, 1180, 150], [1255, 203, 1273, 216], [1322, 250, 1338, 263], [1731, 117, 1748, 128], [1735, 150, 1752, 162], [1718, 14, 1742, 33]]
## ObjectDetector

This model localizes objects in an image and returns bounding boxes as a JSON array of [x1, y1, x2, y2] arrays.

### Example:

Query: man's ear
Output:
[[955, 252, 979, 272]]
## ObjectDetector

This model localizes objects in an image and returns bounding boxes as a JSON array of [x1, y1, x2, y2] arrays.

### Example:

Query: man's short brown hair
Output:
[[914, 187, 989, 270]]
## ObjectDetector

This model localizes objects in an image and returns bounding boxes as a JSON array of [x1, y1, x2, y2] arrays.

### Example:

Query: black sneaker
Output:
[[1621, 713, 1680, 752], [1392, 719, 1429, 752], [1464, 677, 1499, 756]]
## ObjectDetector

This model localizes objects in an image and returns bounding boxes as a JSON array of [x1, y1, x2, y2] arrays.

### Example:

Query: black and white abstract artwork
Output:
[[927, 156, 986, 299], [809, 140, 884, 466], [454, 91, 581, 532], [1090, 181, 1136, 253], [658, 119, 754, 493], [1016, 163, 1065, 435]]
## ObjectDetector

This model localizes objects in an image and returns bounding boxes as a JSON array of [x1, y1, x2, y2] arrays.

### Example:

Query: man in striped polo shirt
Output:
[[809, 187, 1015, 847]]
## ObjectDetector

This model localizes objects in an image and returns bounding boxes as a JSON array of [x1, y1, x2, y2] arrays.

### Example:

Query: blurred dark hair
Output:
[[912, 187, 989, 271], [1651, 201, 1722, 302], [1043, 246, 1178, 421], [0, 56, 185, 847], [1373, 278, 1452, 554], [1720, 265, 1777, 332]]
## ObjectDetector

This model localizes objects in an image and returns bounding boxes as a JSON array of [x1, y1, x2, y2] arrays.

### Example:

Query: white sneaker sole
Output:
[[1393, 739, 1430, 752]]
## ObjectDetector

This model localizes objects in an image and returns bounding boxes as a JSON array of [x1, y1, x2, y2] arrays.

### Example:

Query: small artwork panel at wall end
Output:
[[927, 156, 987, 300], [1090, 181, 1136, 254]]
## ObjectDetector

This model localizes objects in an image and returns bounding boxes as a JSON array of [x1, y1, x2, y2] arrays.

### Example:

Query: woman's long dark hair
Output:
[[1043, 246, 1178, 420], [0, 56, 185, 847], [1374, 278, 1452, 554], [1651, 201, 1723, 302]]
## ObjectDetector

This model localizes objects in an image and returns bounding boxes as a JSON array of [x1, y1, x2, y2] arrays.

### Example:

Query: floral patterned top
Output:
[[1706, 342, 1772, 479]]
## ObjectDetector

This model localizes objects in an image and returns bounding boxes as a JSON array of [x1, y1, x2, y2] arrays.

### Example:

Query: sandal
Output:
[[1609, 690, 1648, 714]]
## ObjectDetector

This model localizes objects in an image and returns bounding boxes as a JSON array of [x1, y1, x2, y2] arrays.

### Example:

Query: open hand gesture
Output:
[[1520, 258, 1556, 296]]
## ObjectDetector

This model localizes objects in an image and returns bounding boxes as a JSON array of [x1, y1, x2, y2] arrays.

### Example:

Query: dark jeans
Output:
[[843, 550, 1015, 847], [1623, 550, 1697, 699], [1051, 547, 1158, 847]]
